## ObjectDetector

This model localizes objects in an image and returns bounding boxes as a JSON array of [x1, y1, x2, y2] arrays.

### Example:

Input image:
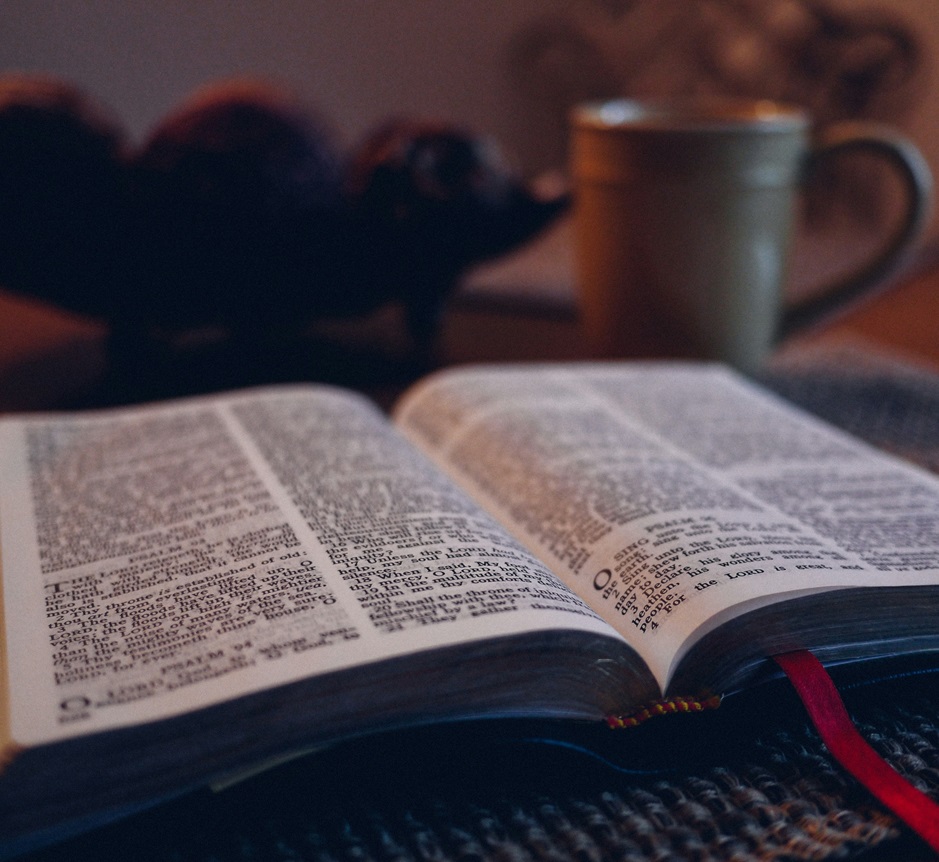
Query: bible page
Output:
[[0, 385, 617, 746], [393, 363, 939, 690]]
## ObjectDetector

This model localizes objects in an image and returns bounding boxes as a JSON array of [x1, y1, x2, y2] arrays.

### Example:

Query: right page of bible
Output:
[[393, 363, 939, 691]]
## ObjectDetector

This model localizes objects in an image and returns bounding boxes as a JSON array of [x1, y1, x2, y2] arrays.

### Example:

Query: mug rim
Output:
[[573, 97, 808, 133]]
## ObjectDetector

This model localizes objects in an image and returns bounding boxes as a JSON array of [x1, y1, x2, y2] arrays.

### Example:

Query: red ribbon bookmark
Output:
[[774, 650, 939, 853]]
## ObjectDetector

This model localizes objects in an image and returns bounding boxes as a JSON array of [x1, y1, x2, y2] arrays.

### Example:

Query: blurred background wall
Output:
[[2, 0, 938, 241], [0, 1, 569, 158], [1, 2, 935, 156]]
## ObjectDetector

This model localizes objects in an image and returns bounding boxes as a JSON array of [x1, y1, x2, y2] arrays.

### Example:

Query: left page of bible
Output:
[[0, 385, 618, 748]]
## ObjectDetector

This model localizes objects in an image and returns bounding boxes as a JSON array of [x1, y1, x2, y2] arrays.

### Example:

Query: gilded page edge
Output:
[[0, 550, 21, 770]]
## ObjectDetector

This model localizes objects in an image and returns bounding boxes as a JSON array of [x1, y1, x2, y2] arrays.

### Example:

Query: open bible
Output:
[[2, 362, 939, 853]]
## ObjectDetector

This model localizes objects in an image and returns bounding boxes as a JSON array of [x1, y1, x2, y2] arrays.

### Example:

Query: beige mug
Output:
[[570, 98, 933, 372]]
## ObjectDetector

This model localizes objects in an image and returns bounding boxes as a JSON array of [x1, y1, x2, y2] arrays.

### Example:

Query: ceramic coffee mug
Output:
[[570, 98, 933, 371]]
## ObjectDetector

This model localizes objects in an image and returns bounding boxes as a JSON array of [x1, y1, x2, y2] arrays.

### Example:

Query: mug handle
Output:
[[779, 122, 933, 340]]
